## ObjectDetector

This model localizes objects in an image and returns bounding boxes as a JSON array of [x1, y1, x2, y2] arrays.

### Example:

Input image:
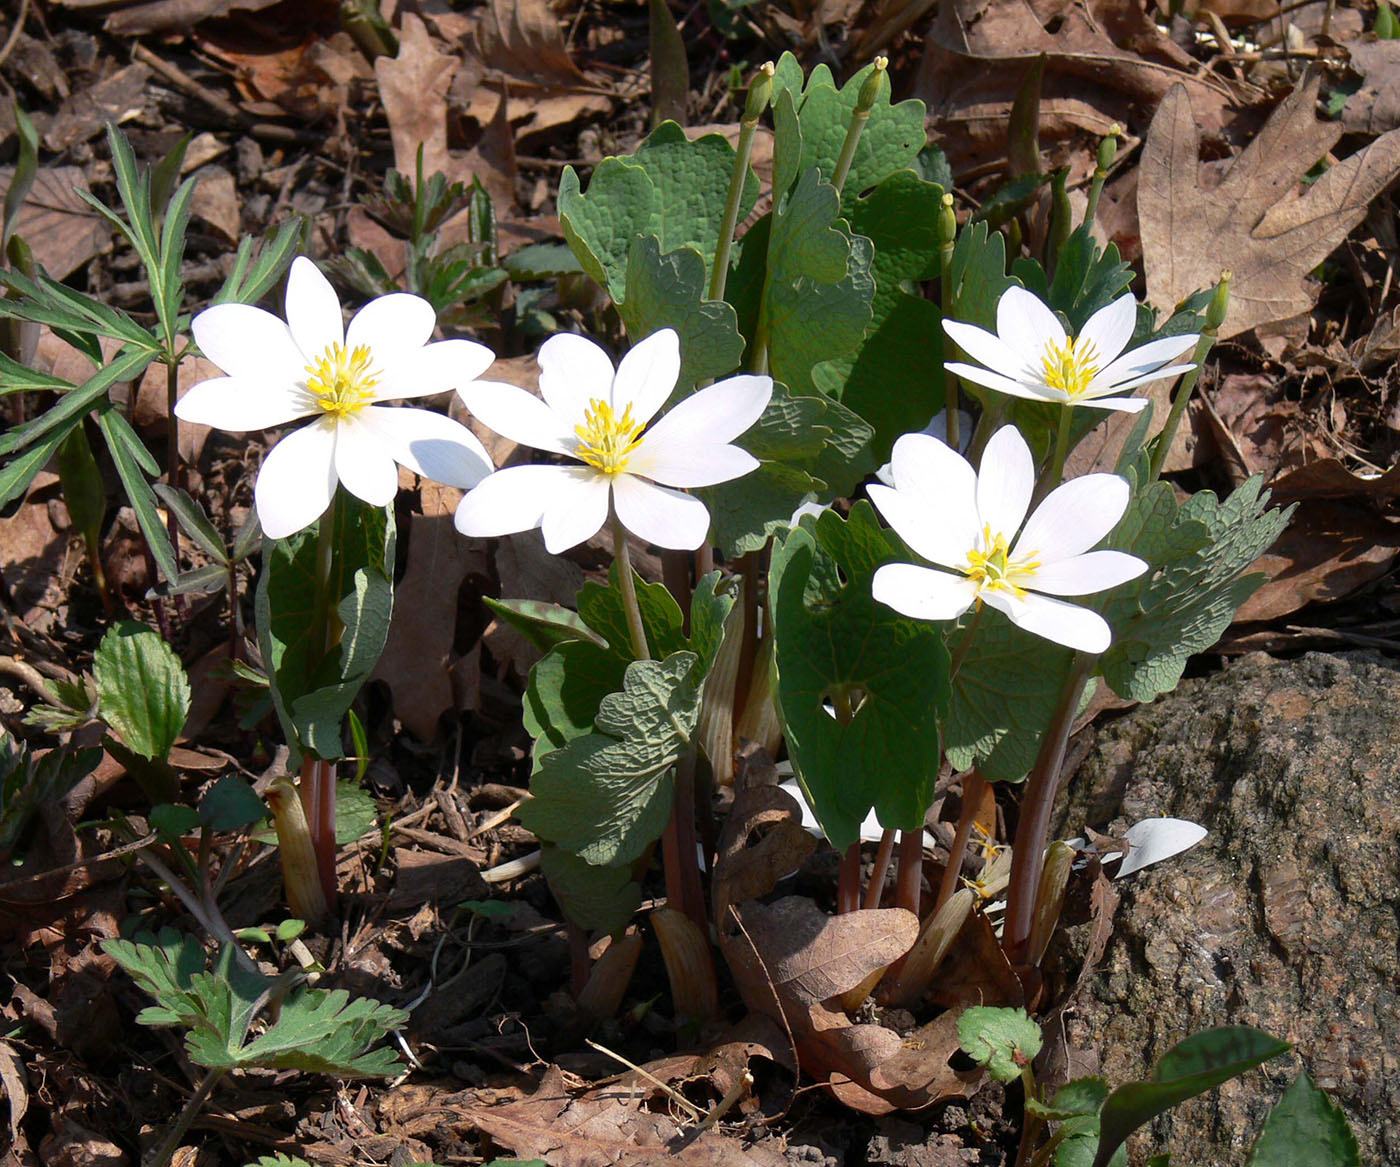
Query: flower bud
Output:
[[937, 192, 957, 248], [744, 61, 775, 122], [1207, 270, 1231, 332], [1096, 123, 1121, 174], [856, 56, 888, 113]]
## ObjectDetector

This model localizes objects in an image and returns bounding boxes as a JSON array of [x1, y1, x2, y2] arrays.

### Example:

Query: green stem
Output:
[[612, 510, 651, 661], [709, 116, 760, 303], [148, 1068, 227, 1167], [1001, 652, 1096, 966], [1043, 404, 1073, 497], [831, 111, 870, 198], [1147, 331, 1216, 483], [1014, 1064, 1044, 1167]]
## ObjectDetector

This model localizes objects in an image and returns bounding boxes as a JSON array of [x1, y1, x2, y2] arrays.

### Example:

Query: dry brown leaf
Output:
[[0, 1041, 27, 1147], [369, 490, 489, 742], [1342, 41, 1400, 136], [188, 164, 240, 244], [376, 14, 458, 181], [1140, 72, 1400, 340], [43, 62, 149, 151], [926, 909, 1024, 1011], [73, 0, 280, 35], [471, 0, 588, 88], [0, 473, 75, 637], [711, 782, 818, 927], [0, 167, 107, 281]]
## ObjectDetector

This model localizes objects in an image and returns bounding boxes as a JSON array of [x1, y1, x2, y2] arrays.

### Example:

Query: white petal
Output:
[[1116, 818, 1208, 878], [375, 339, 497, 401], [456, 379, 575, 457], [537, 332, 616, 421], [1096, 335, 1199, 387], [629, 441, 759, 488], [541, 468, 612, 553], [455, 464, 575, 539], [1078, 293, 1137, 367], [944, 361, 1063, 404], [872, 562, 978, 622], [983, 589, 1111, 653], [943, 319, 1036, 382], [996, 286, 1065, 356], [1015, 474, 1130, 563], [346, 292, 437, 370], [254, 419, 338, 539], [357, 405, 493, 488], [1091, 365, 1195, 396], [976, 426, 1036, 539], [333, 413, 399, 506], [174, 375, 312, 431], [612, 328, 680, 426], [918, 408, 975, 453], [868, 484, 974, 571], [1069, 394, 1150, 414], [1028, 550, 1147, 596], [612, 473, 712, 550], [285, 257, 344, 357], [192, 303, 305, 382], [642, 374, 773, 452]]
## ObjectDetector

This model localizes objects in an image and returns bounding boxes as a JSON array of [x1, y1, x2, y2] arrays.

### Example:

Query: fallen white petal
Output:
[[254, 419, 338, 539], [612, 473, 711, 550], [1116, 818, 1208, 878], [284, 257, 344, 358], [173, 375, 312, 432]]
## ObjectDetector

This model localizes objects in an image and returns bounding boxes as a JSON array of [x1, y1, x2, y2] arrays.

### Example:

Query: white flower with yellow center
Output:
[[454, 329, 772, 553], [869, 426, 1147, 653], [174, 256, 496, 539], [942, 287, 1199, 414]]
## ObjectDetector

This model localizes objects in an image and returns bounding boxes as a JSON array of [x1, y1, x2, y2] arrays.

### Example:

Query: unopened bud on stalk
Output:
[[744, 61, 775, 122], [937, 192, 957, 248], [1207, 270, 1231, 332], [1026, 840, 1074, 965], [857, 55, 889, 113], [1096, 124, 1121, 174], [267, 777, 329, 925]]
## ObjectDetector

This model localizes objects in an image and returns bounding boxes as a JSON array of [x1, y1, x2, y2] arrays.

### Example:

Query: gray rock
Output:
[[1057, 652, 1399, 1165]]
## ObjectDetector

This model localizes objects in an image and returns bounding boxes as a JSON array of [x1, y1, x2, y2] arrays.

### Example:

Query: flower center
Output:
[[305, 343, 380, 418], [574, 397, 645, 476], [1040, 335, 1101, 400], [964, 526, 1041, 600]]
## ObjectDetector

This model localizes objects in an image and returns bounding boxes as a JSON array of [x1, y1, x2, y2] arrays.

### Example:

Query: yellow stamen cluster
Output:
[[574, 397, 645, 476], [1040, 335, 1101, 400], [964, 525, 1041, 600], [305, 343, 380, 418]]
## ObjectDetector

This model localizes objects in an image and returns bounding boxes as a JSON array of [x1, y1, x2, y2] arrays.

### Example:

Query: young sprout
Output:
[[868, 425, 1147, 653], [454, 328, 772, 552], [943, 286, 1199, 414], [175, 256, 496, 538]]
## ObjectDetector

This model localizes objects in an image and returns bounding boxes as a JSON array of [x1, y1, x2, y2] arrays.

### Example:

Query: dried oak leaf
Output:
[[1140, 71, 1400, 341]]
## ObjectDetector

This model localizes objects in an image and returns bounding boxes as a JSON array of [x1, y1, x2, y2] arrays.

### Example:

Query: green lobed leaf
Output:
[[957, 1006, 1043, 1084], [616, 235, 745, 396], [945, 219, 1019, 335], [818, 167, 946, 461], [150, 803, 200, 839], [1092, 1027, 1292, 1167], [769, 504, 949, 848], [93, 620, 190, 761], [538, 845, 643, 936], [943, 608, 1075, 781], [102, 928, 211, 1028], [1245, 1072, 1360, 1167], [519, 652, 701, 866], [1099, 477, 1292, 703], [199, 774, 267, 831], [255, 495, 395, 765]]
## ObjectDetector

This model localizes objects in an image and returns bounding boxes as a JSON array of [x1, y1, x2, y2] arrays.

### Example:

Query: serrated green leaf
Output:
[[770, 504, 949, 849], [1099, 478, 1291, 702], [519, 652, 700, 865], [151, 803, 200, 838], [255, 496, 395, 765], [502, 241, 582, 281], [1246, 1072, 1360, 1167], [93, 620, 190, 761], [957, 1006, 1043, 1083], [484, 597, 600, 652], [539, 845, 642, 935], [1092, 1027, 1291, 1167], [334, 779, 378, 844], [1027, 1076, 1111, 1120], [616, 236, 745, 395], [213, 218, 302, 306]]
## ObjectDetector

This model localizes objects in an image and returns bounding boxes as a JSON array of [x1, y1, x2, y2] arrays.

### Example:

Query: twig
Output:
[[585, 1038, 707, 1121]]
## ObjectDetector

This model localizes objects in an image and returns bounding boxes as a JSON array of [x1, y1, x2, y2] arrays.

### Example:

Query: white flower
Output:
[[874, 407, 973, 486], [942, 287, 1198, 414], [454, 329, 772, 553], [174, 256, 495, 539], [868, 425, 1147, 653]]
